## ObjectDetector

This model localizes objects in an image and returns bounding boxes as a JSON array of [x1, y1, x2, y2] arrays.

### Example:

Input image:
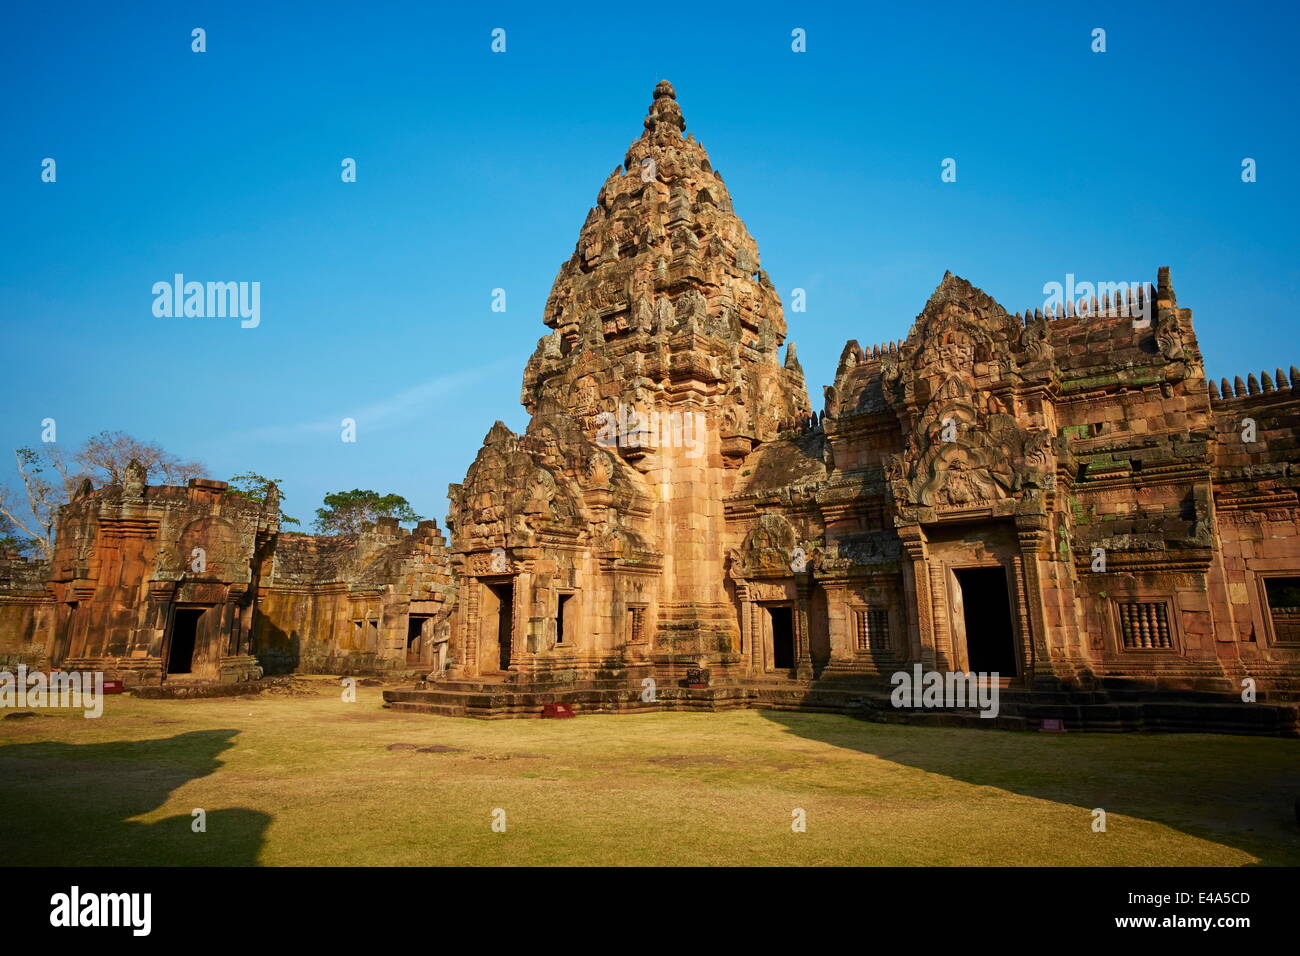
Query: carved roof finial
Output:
[[645, 80, 685, 134]]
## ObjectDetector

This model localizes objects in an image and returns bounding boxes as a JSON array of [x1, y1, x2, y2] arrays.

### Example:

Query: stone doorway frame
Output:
[[735, 576, 811, 678], [405, 613, 435, 666], [465, 572, 520, 676], [477, 577, 516, 675], [945, 561, 1023, 677], [899, 519, 1037, 682], [756, 600, 798, 677], [163, 603, 212, 678]]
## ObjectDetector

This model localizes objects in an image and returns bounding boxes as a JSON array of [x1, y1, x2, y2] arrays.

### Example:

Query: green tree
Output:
[[226, 473, 300, 526], [314, 489, 422, 534], [0, 512, 34, 558]]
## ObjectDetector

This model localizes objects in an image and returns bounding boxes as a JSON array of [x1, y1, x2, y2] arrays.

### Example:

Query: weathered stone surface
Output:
[[254, 518, 455, 677]]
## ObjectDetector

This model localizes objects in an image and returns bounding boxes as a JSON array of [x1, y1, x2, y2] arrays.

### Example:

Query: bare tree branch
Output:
[[0, 433, 208, 559], [0, 448, 57, 558]]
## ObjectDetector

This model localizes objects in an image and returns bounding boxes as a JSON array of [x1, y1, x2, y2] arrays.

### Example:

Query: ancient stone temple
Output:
[[2, 81, 1298, 731], [254, 518, 455, 676], [23, 466, 271, 685], [0, 467, 455, 688], [434, 80, 811, 691], [382, 82, 1300, 731]]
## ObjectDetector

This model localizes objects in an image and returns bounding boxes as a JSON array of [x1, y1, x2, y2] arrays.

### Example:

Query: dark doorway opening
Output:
[[407, 615, 431, 665], [489, 583, 513, 671], [768, 606, 794, 671], [556, 594, 572, 645], [955, 567, 1017, 675], [1264, 577, 1300, 643], [167, 608, 204, 675]]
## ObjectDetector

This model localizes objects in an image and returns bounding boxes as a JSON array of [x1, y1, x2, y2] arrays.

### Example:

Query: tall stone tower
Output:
[[445, 81, 811, 681]]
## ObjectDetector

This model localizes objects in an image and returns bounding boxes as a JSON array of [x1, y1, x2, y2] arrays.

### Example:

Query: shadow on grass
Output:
[[0, 729, 270, 866], [761, 710, 1300, 866]]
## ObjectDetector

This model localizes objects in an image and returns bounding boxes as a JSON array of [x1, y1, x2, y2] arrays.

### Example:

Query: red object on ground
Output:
[[102, 680, 125, 694], [542, 703, 574, 719], [1039, 718, 1066, 733]]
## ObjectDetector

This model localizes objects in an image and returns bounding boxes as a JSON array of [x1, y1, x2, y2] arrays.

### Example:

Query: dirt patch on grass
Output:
[[325, 711, 406, 722], [263, 678, 329, 697], [471, 753, 539, 761], [646, 754, 736, 767]]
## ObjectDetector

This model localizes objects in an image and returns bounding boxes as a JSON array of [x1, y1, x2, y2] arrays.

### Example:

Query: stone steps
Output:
[[382, 676, 1300, 735]]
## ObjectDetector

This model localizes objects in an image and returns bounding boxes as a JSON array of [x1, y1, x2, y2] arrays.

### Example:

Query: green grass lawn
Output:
[[1, 676, 1296, 866]]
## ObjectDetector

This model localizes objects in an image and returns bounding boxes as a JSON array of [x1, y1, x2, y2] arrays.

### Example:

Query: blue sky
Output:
[[2, 1, 1297, 529]]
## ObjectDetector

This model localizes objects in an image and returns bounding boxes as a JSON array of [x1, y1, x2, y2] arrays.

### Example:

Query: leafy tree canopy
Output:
[[226, 472, 300, 526], [314, 489, 422, 535]]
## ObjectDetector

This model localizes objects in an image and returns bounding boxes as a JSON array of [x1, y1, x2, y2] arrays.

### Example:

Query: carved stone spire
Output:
[[521, 81, 811, 442]]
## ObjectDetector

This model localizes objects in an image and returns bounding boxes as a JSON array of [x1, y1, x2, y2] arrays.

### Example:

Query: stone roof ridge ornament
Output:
[[901, 272, 1019, 362], [644, 80, 685, 135], [483, 421, 515, 446], [123, 458, 146, 497]]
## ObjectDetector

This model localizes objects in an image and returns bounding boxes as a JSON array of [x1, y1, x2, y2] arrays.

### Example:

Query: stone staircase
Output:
[[382, 673, 1300, 735], [383, 676, 752, 719], [852, 682, 1300, 736]]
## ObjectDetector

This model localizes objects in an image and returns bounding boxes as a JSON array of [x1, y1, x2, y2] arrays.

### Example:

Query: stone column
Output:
[[144, 583, 174, 658], [509, 571, 528, 672], [897, 523, 935, 668], [222, 591, 242, 656], [462, 577, 480, 677], [238, 587, 257, 657], [927, 563, 953, 671], [1014, 514, 1052, 681], [794, 574, 813, 680], [1011, 555, 1035, 676], [734, 581, 751, 670]]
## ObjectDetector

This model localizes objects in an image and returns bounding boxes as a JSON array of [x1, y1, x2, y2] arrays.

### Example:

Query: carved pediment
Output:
[[930, 451, 1009, 507], [878, 275, 1070, 524], [737, 512, 799, 577], [888, 419, 1059, 520], [883, 273, 1021, 407]]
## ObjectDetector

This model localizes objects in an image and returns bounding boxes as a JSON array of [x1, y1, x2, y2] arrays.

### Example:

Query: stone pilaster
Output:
[[897, 523, 935, 668], [927, 562, 952, 671], [1015, 515, 1052, 680], [794, 574, 813, 679]]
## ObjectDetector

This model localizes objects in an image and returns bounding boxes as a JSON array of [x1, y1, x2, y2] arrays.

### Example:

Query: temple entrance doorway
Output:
[[953, 567, 1017, 676], [488, 583, 513, 671], [166, 607, 205, 675], [407, 615, 432, 665], [768, 606, 794, 672]]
